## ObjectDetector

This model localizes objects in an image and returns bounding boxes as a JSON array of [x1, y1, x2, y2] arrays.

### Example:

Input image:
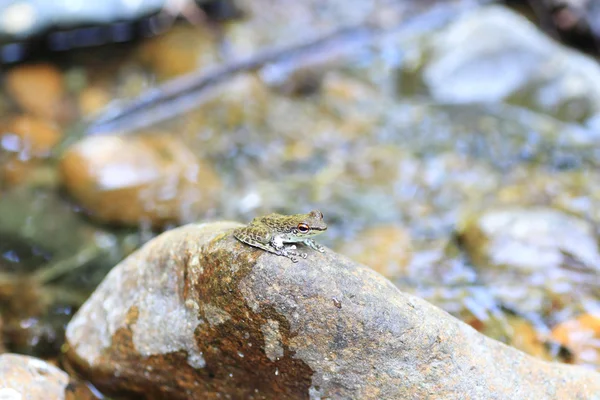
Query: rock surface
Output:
[[0, 353, 69, 400], [65, 222, 600, 399]]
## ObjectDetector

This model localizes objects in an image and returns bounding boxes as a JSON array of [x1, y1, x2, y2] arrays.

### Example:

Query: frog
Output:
[[233, 210, 328, 263]]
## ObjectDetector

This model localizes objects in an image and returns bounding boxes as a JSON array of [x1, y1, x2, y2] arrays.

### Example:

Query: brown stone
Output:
[[59, 134, 221, 227], [78, 86, 110, 117], [0, 158, 37, 186], [5, 63, 65, 120], [65, 222, 600, 399], [137, 25, 219, 80], [551, 313, 600, 369], [4, 114, 62, 158]]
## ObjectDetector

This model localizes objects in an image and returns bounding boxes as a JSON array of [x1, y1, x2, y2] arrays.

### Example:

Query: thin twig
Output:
[[32, 245, 103, 284], [86, 2, 469, 134]]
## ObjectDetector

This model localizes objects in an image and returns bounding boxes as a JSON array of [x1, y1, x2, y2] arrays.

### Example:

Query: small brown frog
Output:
[[233, 210, 327, 262]]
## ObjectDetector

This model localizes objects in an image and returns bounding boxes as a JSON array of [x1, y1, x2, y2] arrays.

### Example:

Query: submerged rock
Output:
[[59, 134, 222, 227], [0, 354, 69, 399], [65, 221, 600, 399], [5, 63, 65, 121], [407, 5, 600, 123], [458, 206, 600, 318], [551, 313, 600, 369]]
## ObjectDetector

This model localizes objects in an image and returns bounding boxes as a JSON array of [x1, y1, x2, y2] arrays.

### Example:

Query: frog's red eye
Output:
[[297, 223, 310, 233]]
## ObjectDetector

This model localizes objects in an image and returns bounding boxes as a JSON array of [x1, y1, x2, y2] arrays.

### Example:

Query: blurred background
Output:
[[1, 0, 600, 387]]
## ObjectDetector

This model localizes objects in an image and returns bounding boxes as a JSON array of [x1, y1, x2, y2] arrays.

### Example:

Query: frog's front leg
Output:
[[303, 238, 325, 253], [271, 236, 306, 262]]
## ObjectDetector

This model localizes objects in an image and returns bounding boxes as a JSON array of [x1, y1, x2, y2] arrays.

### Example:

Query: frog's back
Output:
[[233, 223, 272, 245]]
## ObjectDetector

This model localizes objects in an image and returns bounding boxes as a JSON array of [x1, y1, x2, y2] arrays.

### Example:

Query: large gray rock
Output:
[[413, 5, 600, 123], [65, 222, 600, 399], [458, 206, 600, 319]]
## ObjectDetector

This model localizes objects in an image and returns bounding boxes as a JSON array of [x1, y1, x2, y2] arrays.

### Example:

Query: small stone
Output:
[[3, 114, 62, 158], [0, 354, 69, 400], [0, 158, 37, 186], [137, 25, 219, 79], [78, 86, 110, 117], [59, 134, 221, 227], [551, 313, 600, 369], [5, 63, 64, 120], [458, 206, 600, 315], [0, 115, 62, 187], [337, 225, 412, 279]]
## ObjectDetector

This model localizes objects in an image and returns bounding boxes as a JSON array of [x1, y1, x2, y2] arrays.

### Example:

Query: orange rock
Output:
[[79, 86, 110, 117], [137, 25, 219, 79], [0, 158, 37, 186], [4, 114, 62, 158], [510, 318, 552, 361], [5, 63, 65, 120], [337, 225, 412, 279], [551, 313, 600, 368], [59, 134, 222, 227]]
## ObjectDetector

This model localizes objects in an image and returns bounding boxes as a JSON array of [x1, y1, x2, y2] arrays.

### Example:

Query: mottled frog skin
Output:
[[233, 210, 327, 262]]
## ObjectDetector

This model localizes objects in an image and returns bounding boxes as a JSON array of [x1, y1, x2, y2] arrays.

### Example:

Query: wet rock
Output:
[[0, 353, 69, 399], [407, 5, 600, 122], [0, 159, 40, 187], [2, 115, 62, 158], [337, 225, 412, 279], [5, 63, 65, 120], [137, 25, 220, 80], [0, 114, 62, 186], [59, 134, 221, 227], [551, 313, 600, 369], [458, 206, 600, 317], [474, 314, 553, 362], [65, 222, 600, 399], [78, 86, 110, 117]]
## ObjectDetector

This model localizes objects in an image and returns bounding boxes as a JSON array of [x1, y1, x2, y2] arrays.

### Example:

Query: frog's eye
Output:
[[297, 223, 310, 233]]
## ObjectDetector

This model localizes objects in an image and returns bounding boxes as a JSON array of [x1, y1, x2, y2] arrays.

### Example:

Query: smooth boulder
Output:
[[65, 222, 600, 399]]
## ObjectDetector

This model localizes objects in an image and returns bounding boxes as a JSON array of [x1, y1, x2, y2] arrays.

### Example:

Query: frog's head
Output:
[[291, 210, 327, 238]]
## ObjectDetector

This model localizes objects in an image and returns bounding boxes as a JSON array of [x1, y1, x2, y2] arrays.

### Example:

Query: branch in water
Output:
[[86, 3, 470, 134]]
